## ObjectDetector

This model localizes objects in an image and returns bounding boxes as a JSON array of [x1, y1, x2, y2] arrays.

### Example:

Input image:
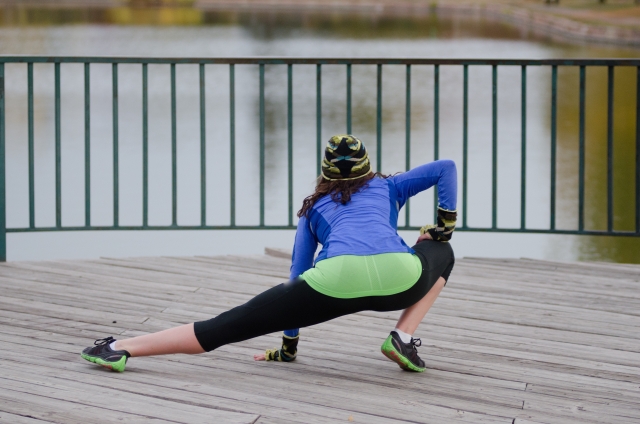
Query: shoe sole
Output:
[[380, 335, 425, 372], [81, 353, 127, 372]]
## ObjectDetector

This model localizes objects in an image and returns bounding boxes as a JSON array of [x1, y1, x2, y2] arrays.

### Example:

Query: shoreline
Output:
[[0, 0, 638, 48], [194, 0, 640, 48]]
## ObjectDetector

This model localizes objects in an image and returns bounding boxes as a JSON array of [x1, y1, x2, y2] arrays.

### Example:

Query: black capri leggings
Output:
[[194, 240, 454, 352]]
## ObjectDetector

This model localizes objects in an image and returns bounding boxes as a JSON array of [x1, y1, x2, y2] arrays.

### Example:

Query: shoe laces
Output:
[[410, 337, 422, 349], [94, 336, 115, 346]]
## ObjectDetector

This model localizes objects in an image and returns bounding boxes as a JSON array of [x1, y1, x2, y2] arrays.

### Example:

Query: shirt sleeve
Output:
[[289, 215, 318, 280], [392, 159, 458, 211]]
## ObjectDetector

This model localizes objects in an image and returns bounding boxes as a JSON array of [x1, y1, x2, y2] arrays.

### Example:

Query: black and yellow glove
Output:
[[264, 334, 299, 362], [420, 208, 457, 242]]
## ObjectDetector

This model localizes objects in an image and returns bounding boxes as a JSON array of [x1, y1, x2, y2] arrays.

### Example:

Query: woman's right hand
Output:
[[416, 232, 433, 244]]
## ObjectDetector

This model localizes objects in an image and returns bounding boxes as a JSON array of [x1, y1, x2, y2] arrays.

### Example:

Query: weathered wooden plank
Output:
[[5, 324, 636, 424], [0, 383, 183, 423], [0, 254, 639, 424], [0, 411, 58, 424], [0, 368, 259, 424], [0, 339, 513, 424]]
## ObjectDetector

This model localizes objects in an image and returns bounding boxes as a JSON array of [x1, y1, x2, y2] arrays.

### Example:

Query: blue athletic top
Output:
[[289, 159, 458, 280]]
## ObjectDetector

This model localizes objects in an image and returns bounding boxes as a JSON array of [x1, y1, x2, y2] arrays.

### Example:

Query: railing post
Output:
[[287, 64, 293, 227], [316, 64, 322, 177], [491, 64, 498, 229], [84, 62, 91, 227], [170, 63, 177, 227], [434, 64, 440, 223], [0, 63, 5, 262], [405, 64, 411, 227], [376, 64, 382, 173], [259, 63, 265, 227], [521, 65, 527, 230], [578, 65, 586, 232], [55, 63, 61, 228], [550, 65, 557, 231], [636, 66, 640, 234], [142, 63, 148, 228], [606, 65, 614, 233], [199, 63, 206, 227], [229, 64, 236, 227], [462, 64, 469, 230]]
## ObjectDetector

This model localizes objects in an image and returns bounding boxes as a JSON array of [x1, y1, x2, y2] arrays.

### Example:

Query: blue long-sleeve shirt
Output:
[[289, 159, 457, 280]]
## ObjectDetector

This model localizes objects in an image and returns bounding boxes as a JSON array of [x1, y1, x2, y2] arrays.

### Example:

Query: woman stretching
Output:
[[81, 135, 457, 373]]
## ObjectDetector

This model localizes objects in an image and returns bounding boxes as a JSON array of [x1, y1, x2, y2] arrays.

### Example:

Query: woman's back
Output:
[[309, 176, 412, 262]]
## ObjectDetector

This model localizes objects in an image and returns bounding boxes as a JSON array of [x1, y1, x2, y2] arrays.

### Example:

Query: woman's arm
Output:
[[254, 215, 317, 362], [393, 159, 458, 241], [289, 215, 318, 280], [392, 159, 457, 211]]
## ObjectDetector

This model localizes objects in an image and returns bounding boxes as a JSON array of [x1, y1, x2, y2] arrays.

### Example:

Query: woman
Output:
[[81, 135, 457, 373]]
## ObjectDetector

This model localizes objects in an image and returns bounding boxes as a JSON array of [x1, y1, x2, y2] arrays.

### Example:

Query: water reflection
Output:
[[554, 66, 640, 262], [0, 7, 638, 262]]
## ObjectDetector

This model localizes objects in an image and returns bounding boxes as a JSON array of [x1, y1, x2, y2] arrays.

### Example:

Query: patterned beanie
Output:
[[321, 135, 371, 181]]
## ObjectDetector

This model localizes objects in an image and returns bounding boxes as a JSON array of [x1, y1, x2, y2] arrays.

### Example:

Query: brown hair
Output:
[[297, 172, 387, 218]]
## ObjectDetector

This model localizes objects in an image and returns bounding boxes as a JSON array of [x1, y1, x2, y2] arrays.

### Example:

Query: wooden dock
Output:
[[1, 251, 639, 423]]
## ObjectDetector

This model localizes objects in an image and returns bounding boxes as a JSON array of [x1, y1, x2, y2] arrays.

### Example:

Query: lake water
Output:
[[1, 7, 639, 263]]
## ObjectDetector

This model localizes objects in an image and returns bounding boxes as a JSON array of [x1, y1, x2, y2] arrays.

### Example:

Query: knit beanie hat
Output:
[[321, 135, 371, 181]]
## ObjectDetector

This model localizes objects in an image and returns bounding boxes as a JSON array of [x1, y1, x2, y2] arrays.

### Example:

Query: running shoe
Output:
[[264, 334, 299, 362], [380, 331, 426, 372], [81, 336, 130, 372]]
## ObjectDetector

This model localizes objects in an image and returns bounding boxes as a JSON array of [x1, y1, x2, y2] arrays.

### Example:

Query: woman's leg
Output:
[[378, 241, 454, 372], [395, 240, 454, 333], [83, 279, 364, 371], [394, 277, 445, 335], [115, 323, 204, 357]]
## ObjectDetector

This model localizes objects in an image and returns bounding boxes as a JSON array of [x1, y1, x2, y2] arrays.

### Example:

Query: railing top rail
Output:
[[0, 56, 639, 66]]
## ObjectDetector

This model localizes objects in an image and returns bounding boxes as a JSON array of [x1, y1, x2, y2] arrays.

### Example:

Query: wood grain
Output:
[[0, 252, 638, 423]]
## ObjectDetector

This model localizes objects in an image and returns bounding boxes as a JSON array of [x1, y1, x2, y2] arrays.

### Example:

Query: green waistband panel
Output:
[[301, 253, 422, 299]]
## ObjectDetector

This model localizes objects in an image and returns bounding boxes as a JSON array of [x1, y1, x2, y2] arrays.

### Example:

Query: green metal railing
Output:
[[0, 57, 639, 261]]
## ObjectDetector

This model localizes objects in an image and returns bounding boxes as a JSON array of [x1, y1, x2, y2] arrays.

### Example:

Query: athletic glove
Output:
[[264, 334, 299, 362], [420, 208, 457, 242]]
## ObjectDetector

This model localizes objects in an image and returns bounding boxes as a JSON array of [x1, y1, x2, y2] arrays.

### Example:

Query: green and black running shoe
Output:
[[381, 331, 426, 372], [81, 336, 130, 372]]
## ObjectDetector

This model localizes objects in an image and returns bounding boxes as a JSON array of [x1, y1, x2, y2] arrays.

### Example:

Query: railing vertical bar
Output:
[[405, 64, 411, 227], [55, 62, 61, 229], [84, 62, 90, 227], [492, 64, 498, 229], [462, 64, 469, 229], [287, 64, 293, 227], [636, 66, 640, 234], [578, 65, 586, 232], [316, 64, 321, 176], [112, 63, 119, 228], [550, 65, 557, 231], [171, 63, 177, 227], [607, 65, 614, 233], [27, 63, 35, 229], [259, 63, 265, 227], [0, 63, 6, 261], [229, 64, 236, 227], [376, 64, 382, 173], [434, 64, 440, 222], [199, 63, 206, 227], [346, 63, 352, 134], [142, 63, 148, 227], [520, 65, 527, 230]]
